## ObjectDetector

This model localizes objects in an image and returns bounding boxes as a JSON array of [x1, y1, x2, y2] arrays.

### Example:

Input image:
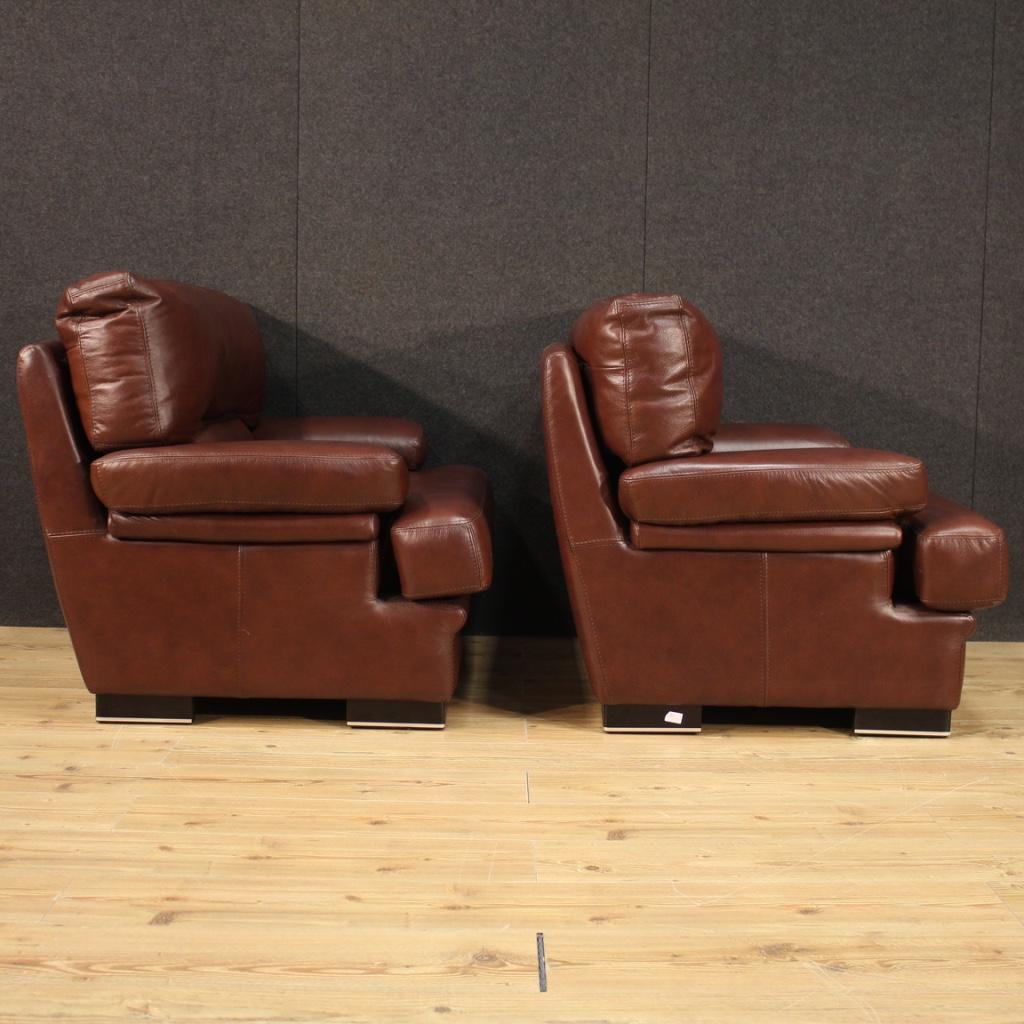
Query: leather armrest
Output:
[[901, 494, 1008, 611], [91, 440, 408, 514], [391, 466, 493, 599], [619, 448, 927, 526], [255, 416, 426, 469], [711, 422, 850, 453]]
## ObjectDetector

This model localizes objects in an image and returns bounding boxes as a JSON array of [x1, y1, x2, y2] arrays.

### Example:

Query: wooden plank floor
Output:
[[0, 627, 1022, 1023]]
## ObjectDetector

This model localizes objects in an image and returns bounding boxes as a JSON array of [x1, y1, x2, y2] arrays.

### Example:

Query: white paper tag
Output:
[[664, 710, 684, 725]]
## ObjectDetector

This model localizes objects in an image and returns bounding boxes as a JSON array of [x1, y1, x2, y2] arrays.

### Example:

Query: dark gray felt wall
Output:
[[2, 0, 1020, 637]]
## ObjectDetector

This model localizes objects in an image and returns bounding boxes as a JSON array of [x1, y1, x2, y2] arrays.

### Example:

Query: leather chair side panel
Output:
[[48, 534, 467, 701], [240, 544, 468, 702], [540, 344, 623, 548], [16, 342, 106, 538], [541, 343, 625, 697], [765, 552, 975, 710], [573, 542, 766, 705], [47, 533, 239, 695]]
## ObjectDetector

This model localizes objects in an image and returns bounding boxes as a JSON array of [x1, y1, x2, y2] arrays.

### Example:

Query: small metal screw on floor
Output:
[[536, 932, 547, 992]]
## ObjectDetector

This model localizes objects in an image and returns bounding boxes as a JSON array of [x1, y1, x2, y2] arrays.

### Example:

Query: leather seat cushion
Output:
[[108, 511, 378, 544], [391, 466, 494, 599], [620, 448, 927, 526], [91, 440, 408, 514], [902, 494, 1008, 611], [631, 520, 902, 552]]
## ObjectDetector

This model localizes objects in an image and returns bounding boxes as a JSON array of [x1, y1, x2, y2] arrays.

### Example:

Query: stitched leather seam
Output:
[[128, 284, 163, 436], [676, 307, 699, 438], [66, 273, 130, 300], [541, 357, 578, 547], [760, 553, 769, 706], [570, 537, 622, 548], [104, 499, 403, 511], [620, 467, 922, 486], [630, 505, 925, 524], [617, 296, 682, 310], [236, 546, 243, 690], [922, 535, 1003, 543], [46, 529, 106, 538], [72, 317, 101, 447], [881, 549, 893, 602], [392, 509, 486, 534], [95, 454, 402, 465], [541, 354, 610, 689], [464, 518, 484, 588], [614, 301, 636, 462]]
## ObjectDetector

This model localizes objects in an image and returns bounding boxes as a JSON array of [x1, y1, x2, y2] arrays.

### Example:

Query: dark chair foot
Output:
[[346, 699, 446, 730], [602, 704, 702, 733], [853, 708, 952, 737], [95, 694, 194, 724]]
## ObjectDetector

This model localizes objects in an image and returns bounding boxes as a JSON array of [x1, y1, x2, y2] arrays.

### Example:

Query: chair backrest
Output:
[[540, 343, 623, 547], [55, 272, 265, 451], [570, 292, 722, 466]]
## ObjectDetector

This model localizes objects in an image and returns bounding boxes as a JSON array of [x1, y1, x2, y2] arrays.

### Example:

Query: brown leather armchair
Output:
[[542, 293, 1007, 737], [18, 272, 493, 728]]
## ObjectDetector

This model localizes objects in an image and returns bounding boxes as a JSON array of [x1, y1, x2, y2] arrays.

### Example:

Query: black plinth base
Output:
[[346, 699, 446, 730], [853, 708, 952, 737], [95, 694, 194, 724], [602, 704, 702, 733]]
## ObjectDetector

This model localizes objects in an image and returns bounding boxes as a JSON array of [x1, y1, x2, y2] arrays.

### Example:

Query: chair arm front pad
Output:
[[619, 448, 927, 526], [91, 441, 408, 514], [391, 466, 494, 599], [255, 417, 426, 469], [902, 494, 1009, 611]]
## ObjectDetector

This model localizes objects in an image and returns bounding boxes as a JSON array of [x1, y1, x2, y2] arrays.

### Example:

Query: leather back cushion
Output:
[[56, 271, 265, 450], [571, 293, 722, 466]]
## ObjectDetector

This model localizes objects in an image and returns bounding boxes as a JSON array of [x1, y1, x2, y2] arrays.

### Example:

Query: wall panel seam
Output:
[[971, 0, 999, 508]]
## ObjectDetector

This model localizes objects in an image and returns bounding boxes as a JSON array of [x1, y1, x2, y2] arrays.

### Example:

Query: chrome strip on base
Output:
[[603, 725, 701, 734], [347, 720, 445, 730], [854, 727, 950, 738], [96, 716, 194, 725]]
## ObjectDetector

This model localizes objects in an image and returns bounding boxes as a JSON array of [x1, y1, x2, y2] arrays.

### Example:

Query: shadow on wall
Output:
[[723, 333, 976, 500], [252, 309, 576, 639]]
